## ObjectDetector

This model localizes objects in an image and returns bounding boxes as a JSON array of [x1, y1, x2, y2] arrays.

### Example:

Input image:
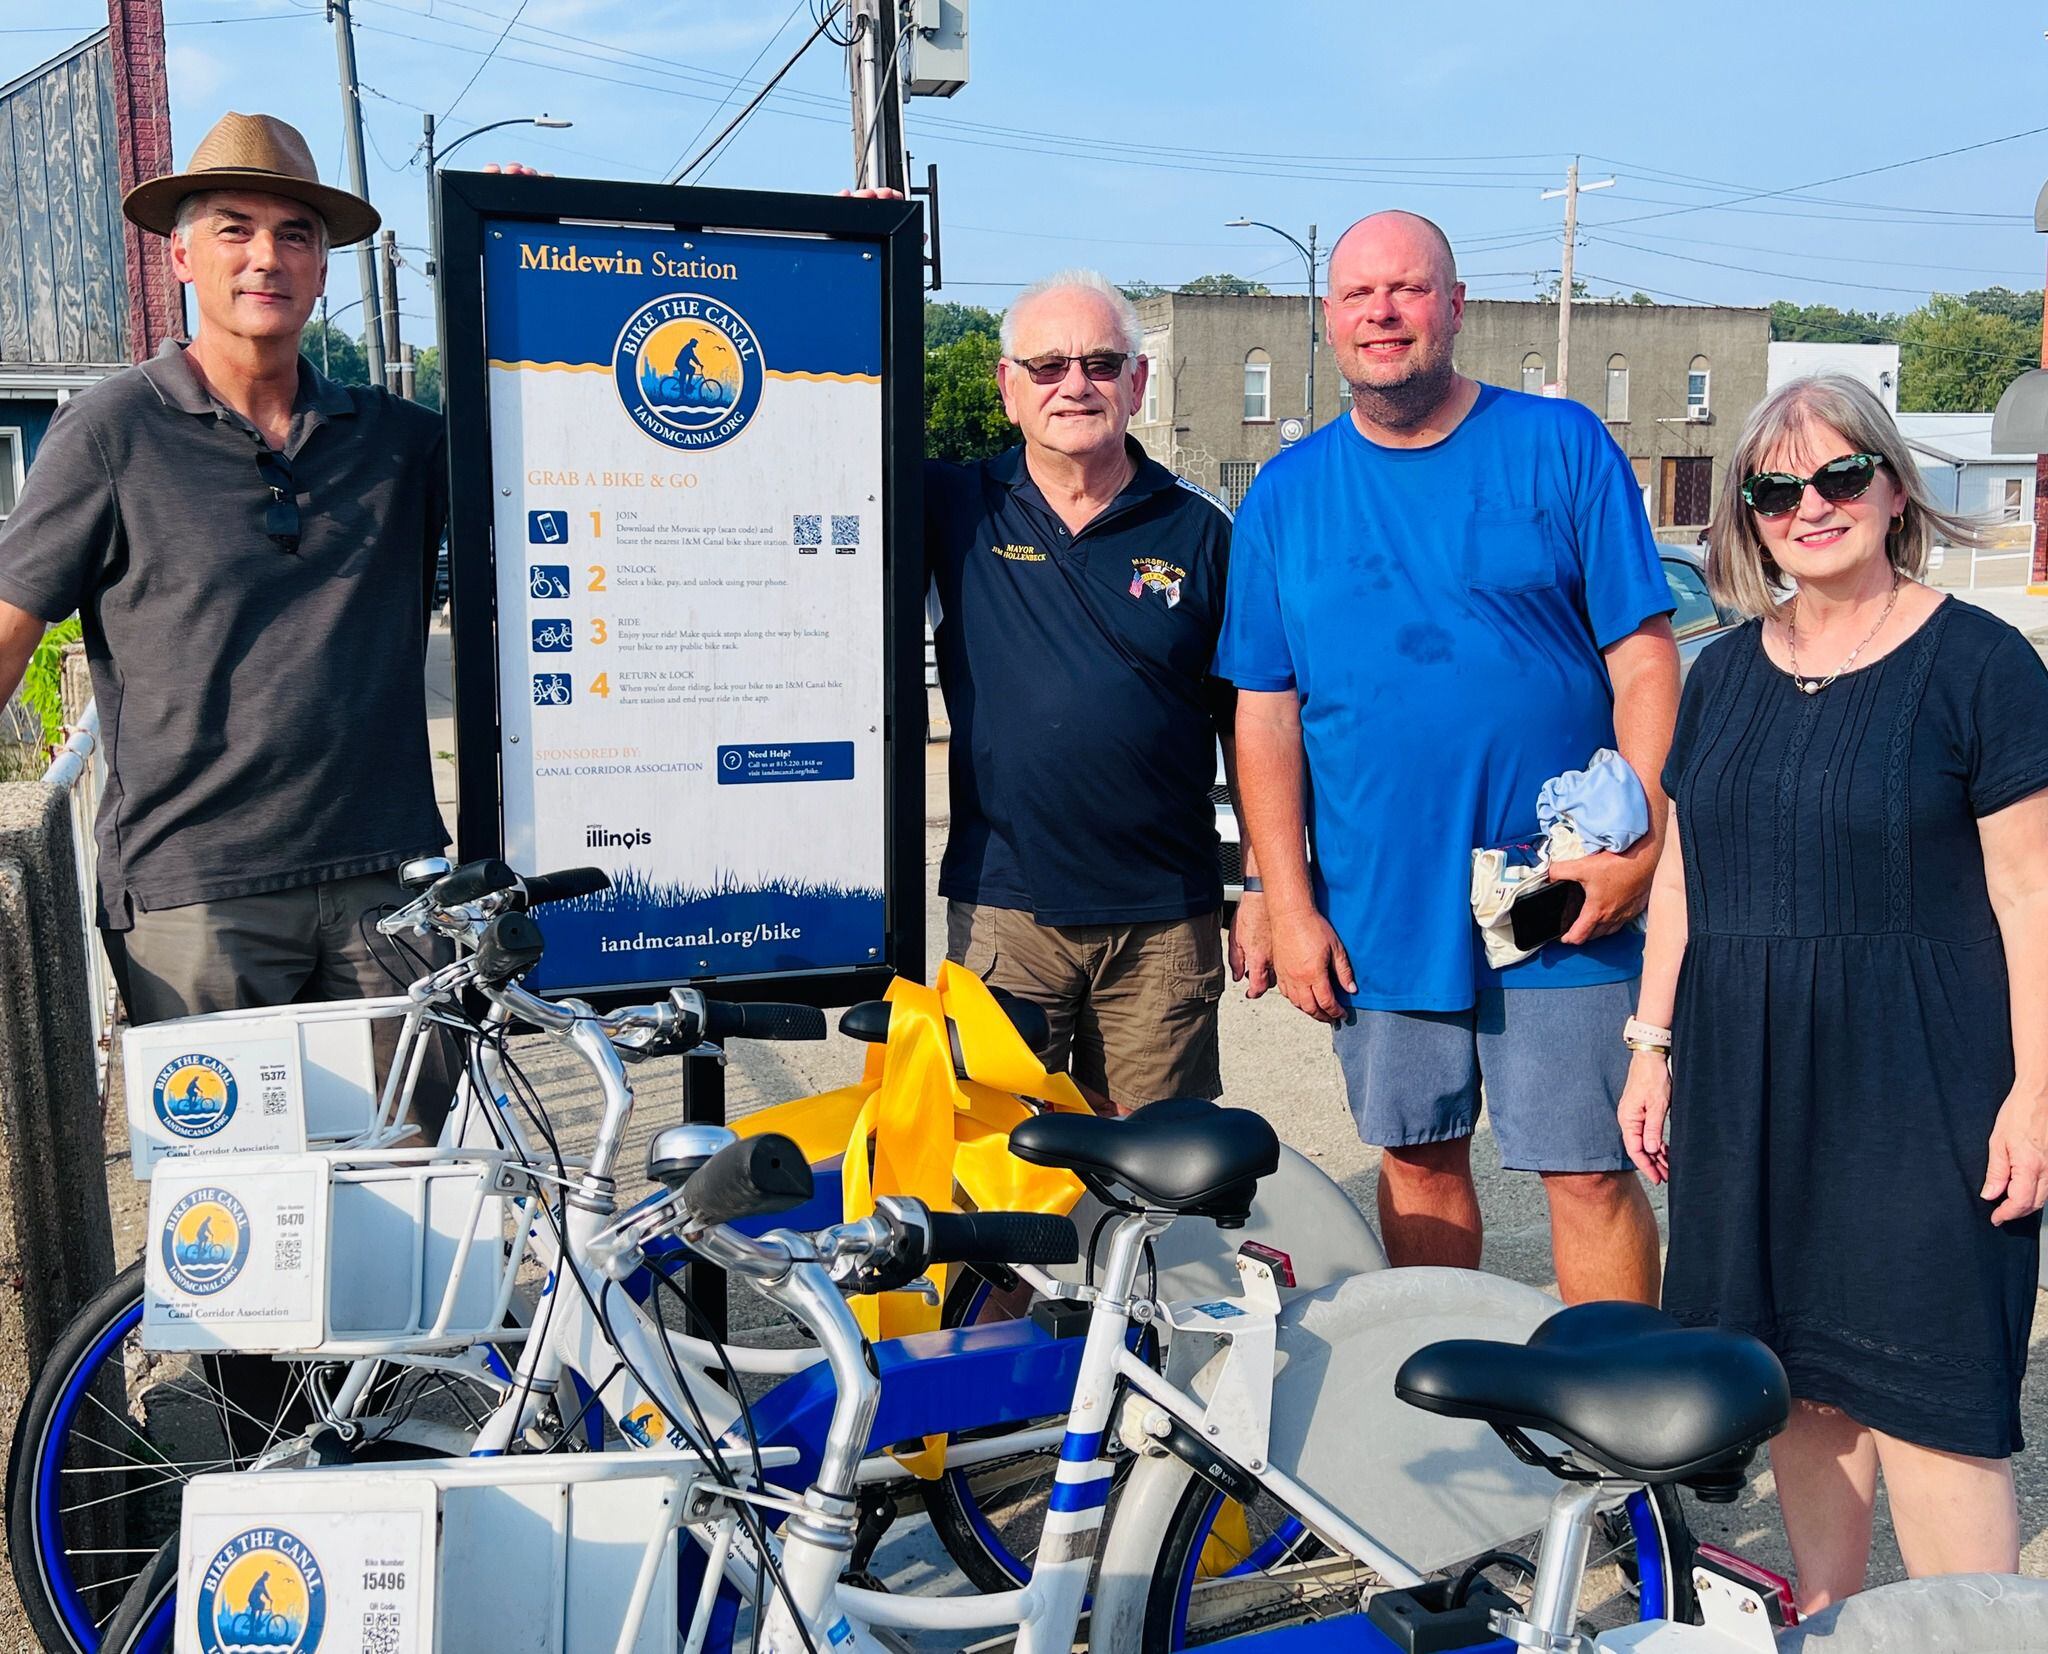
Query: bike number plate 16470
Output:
[[143, 1159, 328, 1352]]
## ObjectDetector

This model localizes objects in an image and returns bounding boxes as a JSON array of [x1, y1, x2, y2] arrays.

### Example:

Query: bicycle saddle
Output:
[[1394, 1301, 1789, 1487], [1006, 1098, 1279, 1225]]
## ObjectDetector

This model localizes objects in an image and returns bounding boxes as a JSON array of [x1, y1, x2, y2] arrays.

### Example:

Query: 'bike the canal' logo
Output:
[[614, 292, 763, 452], [161, 1188, 252, 1297], [153, 1053, 238, 1139], [196, 1526, 327, 1653]]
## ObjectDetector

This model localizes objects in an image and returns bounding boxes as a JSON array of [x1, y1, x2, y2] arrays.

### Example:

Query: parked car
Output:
[[1211, 548, 1739, 914]]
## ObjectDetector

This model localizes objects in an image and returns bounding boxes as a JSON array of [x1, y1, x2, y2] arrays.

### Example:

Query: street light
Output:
[[422, 114, 572, 278], [1227, 218, 1319, 432], [316, 295, 367, 375]]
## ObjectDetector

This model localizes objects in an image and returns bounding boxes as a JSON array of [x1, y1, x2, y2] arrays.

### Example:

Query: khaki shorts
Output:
[[946, 900, 1223, 1112]]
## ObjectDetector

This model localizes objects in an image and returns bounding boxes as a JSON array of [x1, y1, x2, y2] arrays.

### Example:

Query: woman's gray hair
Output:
[[1705, 371, 1987, 620], [172, 189, 330, 257], [999, 269, 1143, 358]]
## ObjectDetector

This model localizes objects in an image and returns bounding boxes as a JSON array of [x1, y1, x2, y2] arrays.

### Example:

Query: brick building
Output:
[[1131, 292, 1769, 532]]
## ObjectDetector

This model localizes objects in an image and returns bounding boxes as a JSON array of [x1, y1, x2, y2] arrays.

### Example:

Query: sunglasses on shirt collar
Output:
[[255, 447, 301, 552], [1738, 452, 1885, 518], [1008, 350, 1131, 385]]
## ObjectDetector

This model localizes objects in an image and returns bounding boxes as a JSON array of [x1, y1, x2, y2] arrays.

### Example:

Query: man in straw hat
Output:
[[0, 112, 458, 1073]]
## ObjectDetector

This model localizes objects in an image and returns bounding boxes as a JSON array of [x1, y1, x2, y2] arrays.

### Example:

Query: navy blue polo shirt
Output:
[[927, 440, 1233, 926]]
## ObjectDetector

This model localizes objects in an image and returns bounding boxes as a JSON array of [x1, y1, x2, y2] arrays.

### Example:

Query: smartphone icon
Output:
[[528, 510, 568, 545]]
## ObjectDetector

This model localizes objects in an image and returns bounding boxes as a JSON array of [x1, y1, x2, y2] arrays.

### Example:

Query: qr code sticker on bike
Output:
[[793, 513, 822, 547], [274, 1237, 303, 1272], [363, 1609, 401, 1654], [831, 514, 861, 549]]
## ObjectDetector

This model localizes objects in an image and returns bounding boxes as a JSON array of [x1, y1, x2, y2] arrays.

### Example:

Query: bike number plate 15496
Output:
[[178, 1474, 435, 1654]]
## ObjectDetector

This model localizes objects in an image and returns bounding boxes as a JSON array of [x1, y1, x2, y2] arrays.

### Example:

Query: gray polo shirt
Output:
[[0, 340, 449, 926]]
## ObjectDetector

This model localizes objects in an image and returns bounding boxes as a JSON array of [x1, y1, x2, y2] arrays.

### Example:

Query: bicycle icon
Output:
[[656, 369, 725, 405], [532, 674, 572, 708], [529, 565, 571, 600], [532, 621, 574, 653], [220, 1608, 290, 1642]]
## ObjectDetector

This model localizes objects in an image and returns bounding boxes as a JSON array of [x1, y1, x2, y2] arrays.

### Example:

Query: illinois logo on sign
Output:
[[195, 1526, 328, 1653], [161, 1188, 252, 1297], [613, 293, 764, 451], [153, 1053, 238, 1140]]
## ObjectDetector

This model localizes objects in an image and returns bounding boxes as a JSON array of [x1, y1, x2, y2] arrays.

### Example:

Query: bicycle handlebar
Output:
[[521, 866, 611, 907], [680, 1134, 815, 1229]]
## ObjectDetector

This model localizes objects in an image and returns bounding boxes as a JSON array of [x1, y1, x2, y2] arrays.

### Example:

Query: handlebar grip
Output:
[[471, 911, 545, 986], [702, 1000, 828, 1043], [682, 1133, 815, 1229], [924, 1211, 1079, 1269], [521, 866, 611, 907], [431, 857, 518, 905]]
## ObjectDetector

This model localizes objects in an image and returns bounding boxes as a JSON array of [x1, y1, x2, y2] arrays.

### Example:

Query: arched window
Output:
[[1243, 349, 1272, 421], [1521, 352, 1545, 396], [1605, 354, 1629, 423], [1687, 355, 1711, 418]]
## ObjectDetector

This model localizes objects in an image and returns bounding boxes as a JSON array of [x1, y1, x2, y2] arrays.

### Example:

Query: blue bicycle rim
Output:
[[131, 1591, 175, 1654], [40, 1291, 143, 1646]]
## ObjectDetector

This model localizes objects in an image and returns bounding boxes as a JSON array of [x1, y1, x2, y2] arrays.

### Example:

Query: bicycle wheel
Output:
[[1097, 1453, 1695, 1650], [6, 1260, 517, 1654], [92, 1537, 175, 1654]]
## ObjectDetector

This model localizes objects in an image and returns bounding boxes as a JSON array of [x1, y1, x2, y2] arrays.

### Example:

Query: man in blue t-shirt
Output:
[[1219, 212, 1680, 1304]]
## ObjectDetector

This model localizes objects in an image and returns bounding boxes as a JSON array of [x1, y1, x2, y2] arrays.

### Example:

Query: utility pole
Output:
[[1540, 157, 1613, 398], [327, 0, 385, 390], [848, 0, 908, 192], [318, 295, 329, 376], [1305, 221, 1319, 429], [380, 229, 402, 396], [400, 342, 416, 401]]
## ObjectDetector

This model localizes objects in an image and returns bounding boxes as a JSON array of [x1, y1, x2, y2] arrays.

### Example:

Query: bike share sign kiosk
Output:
[[438, 175, 926, 1008]]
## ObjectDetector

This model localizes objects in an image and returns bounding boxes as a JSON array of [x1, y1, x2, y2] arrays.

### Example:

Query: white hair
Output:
[[1000, 269, 1143, 357], [173, 189, 330, 257]]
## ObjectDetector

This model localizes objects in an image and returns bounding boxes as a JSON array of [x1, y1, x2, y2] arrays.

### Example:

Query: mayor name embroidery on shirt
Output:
[[1129, 557, 1188, 607], [992, 543, 1046, 562]]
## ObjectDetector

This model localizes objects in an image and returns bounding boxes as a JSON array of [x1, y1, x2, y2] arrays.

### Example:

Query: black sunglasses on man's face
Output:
[[255, 448, 301, 552], [1008, 351, 1131, 386]]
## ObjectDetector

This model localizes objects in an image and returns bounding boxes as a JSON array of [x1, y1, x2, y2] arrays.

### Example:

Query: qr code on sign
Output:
[[274, 1238, 303, 1272], [831, 514, 861, 548], [364, 1609, 400, 1653], [793, 513, 822, 548]]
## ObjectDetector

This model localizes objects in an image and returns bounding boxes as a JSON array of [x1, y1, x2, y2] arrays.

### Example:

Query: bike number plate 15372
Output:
[[178, 1474, 435, 1654], [124, 1018, 309, 1177], [144, 1159, 328, 1353]]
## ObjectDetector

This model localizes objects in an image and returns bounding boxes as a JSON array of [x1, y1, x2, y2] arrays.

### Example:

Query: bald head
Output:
[[1328, 211, 1457, 293]]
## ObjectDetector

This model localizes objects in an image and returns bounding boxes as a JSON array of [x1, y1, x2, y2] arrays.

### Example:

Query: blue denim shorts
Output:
[[1332, 978, 1638, 1173]]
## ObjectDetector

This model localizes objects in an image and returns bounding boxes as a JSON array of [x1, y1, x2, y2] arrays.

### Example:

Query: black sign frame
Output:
[[438, 172, 926, 1012]]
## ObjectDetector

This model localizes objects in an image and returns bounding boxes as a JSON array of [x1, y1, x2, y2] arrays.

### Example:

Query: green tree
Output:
[[1538, 275, 1591, 302], [302, 318, 371, 384], [1961, 286, 2043, 329], [925, 332, 1012, 463], [1768, 301, 1896, 344], [925, 300, 1001, 349], [1895, 295, 2037, 412], [1177, 273, 1270, 296], [413, 344, 441, 412], [1118, 279, 1170, 300]]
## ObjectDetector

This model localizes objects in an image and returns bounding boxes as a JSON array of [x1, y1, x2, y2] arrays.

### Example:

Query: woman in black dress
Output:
[[1617, 373, 2048, 1611]]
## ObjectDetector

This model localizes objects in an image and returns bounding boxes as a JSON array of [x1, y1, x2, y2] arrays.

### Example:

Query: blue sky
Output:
[[5, 0, 2047, 354]]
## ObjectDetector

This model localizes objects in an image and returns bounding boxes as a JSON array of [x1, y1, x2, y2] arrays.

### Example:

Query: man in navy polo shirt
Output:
[[927, 270, 1239, 1114], [1221, 213, 1680, 1303]]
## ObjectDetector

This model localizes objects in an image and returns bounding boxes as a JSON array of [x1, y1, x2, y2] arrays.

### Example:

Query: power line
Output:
[[669, 0, 841, 183], [1585, 234, 1949, 299], [437, 0, 529, 125], [660, 0, 808, 181]]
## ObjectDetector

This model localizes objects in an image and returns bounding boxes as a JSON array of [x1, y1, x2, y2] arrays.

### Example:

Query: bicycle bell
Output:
[[647, 1124, 739, 1190]]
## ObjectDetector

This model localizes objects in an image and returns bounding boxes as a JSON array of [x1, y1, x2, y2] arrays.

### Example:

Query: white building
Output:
[[1766, 342, 1901, 412], [1894, 413, 2035, 524]]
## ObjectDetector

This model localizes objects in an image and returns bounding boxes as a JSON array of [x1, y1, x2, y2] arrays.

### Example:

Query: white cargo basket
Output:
[[144, 1149, 538, 1356], [176, 1449, 801, 1654], [124, 995, 439, 1177]]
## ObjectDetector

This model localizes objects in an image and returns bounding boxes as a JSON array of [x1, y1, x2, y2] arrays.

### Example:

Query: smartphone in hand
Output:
[[1509, 880, 1586, 951]]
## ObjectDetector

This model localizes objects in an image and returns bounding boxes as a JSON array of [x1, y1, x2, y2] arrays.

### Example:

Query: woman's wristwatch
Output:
[[1622, 1016, 1672, 1056]]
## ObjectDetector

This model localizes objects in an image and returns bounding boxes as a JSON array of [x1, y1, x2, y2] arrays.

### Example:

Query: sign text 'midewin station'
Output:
[[519, 242, 739, 280]]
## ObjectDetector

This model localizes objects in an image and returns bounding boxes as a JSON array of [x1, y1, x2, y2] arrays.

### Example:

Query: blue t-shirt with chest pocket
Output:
[[1216, 384, 1673, 1011]]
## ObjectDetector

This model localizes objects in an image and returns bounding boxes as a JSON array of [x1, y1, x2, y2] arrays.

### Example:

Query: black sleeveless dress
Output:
[[1661, 600, 2048, 1457]]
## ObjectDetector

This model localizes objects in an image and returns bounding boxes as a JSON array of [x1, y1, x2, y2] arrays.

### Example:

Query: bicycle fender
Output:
[[1186, 1267, 1562, 1573]]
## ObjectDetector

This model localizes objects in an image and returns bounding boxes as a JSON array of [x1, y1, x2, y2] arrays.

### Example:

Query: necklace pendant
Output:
[[1800, 678, 1821, 695]]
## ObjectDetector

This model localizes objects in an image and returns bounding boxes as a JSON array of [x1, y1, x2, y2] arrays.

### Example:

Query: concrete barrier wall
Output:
[[0, 779, 116, 1429]]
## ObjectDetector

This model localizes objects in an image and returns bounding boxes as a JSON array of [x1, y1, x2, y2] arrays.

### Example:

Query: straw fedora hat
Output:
[[123, 111, 380, 247]]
